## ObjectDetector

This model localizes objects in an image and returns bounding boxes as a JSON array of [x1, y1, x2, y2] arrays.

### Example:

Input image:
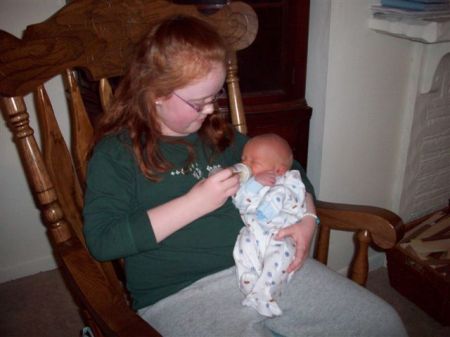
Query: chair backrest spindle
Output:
[[2, 95, 73, 245], [64, 69, 94, 188], [226, 51, 247, 134], [99, 78, 114, 115]]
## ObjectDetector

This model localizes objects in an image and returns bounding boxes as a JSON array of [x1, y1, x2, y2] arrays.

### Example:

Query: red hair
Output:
[[94, 15, 234, 180]]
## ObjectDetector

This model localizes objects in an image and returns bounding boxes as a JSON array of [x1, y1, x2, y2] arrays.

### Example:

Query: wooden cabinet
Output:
[[231, 0, 312, 168]]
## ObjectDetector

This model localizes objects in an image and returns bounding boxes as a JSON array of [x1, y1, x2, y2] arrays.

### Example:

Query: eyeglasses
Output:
[[172, 88, 225, 113]]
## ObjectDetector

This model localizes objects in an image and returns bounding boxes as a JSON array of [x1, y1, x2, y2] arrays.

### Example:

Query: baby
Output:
[[232, 133, 307, 317]]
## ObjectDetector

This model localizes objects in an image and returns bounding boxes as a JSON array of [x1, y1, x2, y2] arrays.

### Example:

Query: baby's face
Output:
[[241, 140, 280, 176]]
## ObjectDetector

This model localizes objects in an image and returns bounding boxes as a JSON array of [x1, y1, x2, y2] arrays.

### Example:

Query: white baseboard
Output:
[[0, 255, 58, 284]]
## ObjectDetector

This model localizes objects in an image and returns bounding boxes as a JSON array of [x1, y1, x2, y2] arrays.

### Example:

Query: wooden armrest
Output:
[[316, 200, 403, 248], [315, 200, 403, 285], [58, 239, 161, 337]]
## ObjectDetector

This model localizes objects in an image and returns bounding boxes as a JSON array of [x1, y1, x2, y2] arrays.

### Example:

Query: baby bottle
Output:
[[208, 163, 252, 183], [230, 163, 252, 183]]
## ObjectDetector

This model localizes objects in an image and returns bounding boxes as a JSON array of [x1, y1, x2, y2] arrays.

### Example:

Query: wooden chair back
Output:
[[0, 1, 404, 336]]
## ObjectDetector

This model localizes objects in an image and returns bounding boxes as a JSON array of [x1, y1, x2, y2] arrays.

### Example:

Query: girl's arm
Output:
[[148, 168, 239, 242], [84, 138, 239, 261]]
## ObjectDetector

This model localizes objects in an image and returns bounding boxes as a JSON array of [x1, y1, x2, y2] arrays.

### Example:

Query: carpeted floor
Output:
[[0, 267, 449, 337], [366, 268, 449, 337], [0, 268, 83, 337]]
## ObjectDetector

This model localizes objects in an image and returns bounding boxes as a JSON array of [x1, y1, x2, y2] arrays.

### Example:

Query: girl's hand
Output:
[[254, 171, 277, 186], [148, 168, 240, 243], [275, 216, 316, 273], [188, 168, 240, 213], [275, 192, 317, 273]]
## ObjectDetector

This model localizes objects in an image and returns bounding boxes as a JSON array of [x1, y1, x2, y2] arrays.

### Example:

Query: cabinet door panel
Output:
[[234, 0, 311, 168]]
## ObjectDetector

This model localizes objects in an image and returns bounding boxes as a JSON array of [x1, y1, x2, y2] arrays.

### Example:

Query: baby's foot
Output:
[[242, 294, 283, 317]]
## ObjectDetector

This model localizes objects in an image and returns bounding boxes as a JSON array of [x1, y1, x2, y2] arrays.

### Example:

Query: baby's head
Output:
[[242, 133, 293, 176]]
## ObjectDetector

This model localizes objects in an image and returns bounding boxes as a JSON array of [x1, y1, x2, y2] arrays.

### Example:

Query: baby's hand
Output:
[[254, 171, 277, 186]]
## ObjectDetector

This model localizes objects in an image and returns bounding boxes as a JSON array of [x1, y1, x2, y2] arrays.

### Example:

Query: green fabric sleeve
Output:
[[83, 137, 157, 261], [292, 160, 316, 199]]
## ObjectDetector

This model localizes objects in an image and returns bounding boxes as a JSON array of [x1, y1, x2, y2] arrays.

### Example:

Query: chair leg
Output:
[[349, 230, 371, 286], [81, 309, 106, 337], [315, 225, 331, 265]]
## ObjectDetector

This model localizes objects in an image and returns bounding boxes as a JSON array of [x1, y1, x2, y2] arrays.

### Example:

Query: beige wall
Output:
[[306, 0, 412, 270]]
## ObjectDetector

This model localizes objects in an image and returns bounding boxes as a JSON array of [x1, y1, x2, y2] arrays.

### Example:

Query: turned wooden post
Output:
[[1, 96, 73, 245], [350, 229, 371, 286], [226, 51, 247, 135], [315, 224, 331, 265]]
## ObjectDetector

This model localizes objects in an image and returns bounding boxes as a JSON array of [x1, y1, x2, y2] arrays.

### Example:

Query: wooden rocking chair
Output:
[[0, 1, 402, 336]]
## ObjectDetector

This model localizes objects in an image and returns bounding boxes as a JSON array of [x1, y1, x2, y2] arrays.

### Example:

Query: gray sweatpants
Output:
[[138, 259, 408, 337]]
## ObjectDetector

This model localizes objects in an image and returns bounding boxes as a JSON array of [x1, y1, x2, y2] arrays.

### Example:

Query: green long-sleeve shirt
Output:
[[83, 131, 314, 310]]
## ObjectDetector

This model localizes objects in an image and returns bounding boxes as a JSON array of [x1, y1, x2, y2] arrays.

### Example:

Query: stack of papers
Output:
[[372, 0, 450, 20], [371, 7, 450, 20], [380, 0, 450, 12], [369, 2, 450, 42]]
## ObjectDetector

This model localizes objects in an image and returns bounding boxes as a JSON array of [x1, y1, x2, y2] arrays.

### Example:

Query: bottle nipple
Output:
[[231, 163, 252, 183]]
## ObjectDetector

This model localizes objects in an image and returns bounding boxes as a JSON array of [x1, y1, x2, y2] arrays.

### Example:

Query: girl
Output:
[[83, 15, 407, 337]]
